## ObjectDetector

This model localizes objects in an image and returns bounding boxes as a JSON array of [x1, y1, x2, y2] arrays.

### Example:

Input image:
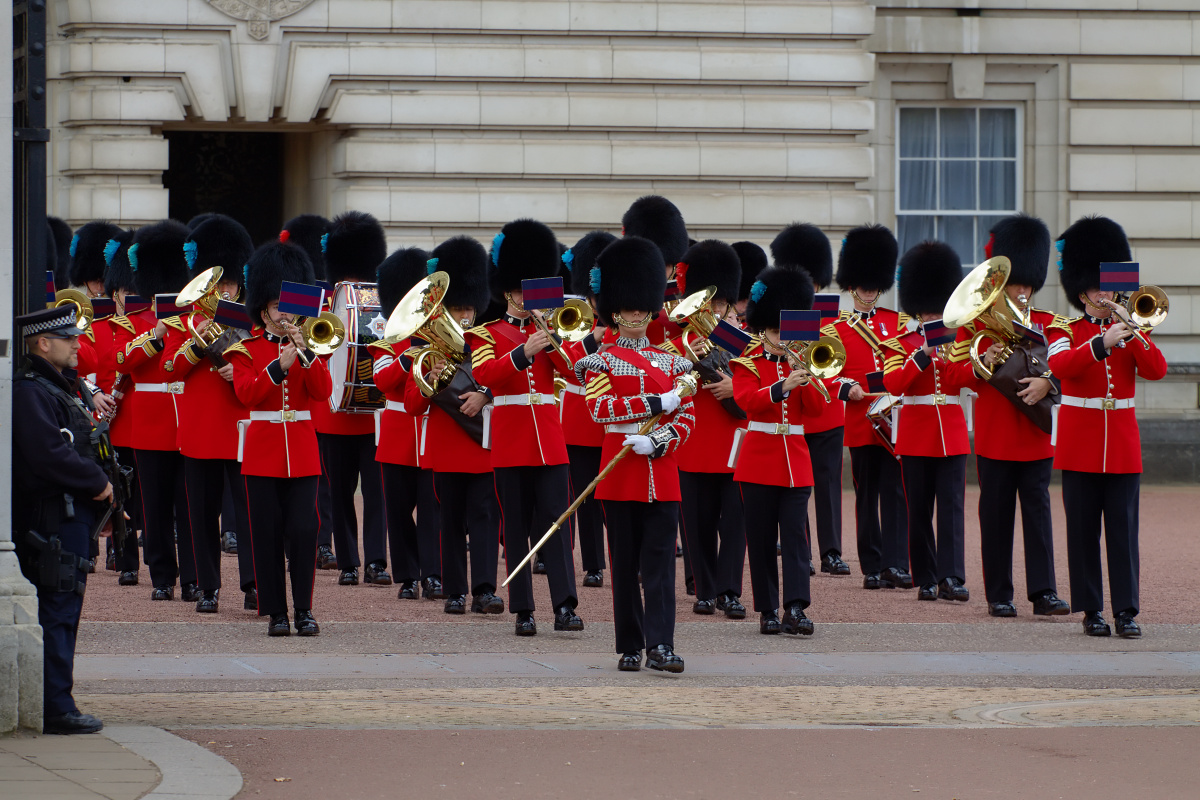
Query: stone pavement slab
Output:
[[0, 730, 159, 800]]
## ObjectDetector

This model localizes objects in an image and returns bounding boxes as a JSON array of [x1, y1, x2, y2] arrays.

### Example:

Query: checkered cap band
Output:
[[18, 306, 80, 338]]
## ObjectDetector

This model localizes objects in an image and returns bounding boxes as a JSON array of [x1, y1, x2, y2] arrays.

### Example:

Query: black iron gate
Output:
[[13, 0, 49, 336]]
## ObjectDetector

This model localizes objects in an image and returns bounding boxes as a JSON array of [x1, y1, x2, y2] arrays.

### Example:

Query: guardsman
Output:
[[1048, 215, 1168, 638], [173, 214, 257, 613], [226, 240, 333, 636], [48, 216, 74, 290], [622, 195, 690, 346], [832, 225, 912, 591], [771, 223, 850, 578], [577, 235, 696, 672], [971, 214, 1070, 619], [560, 231, 616, 589], [885, 242, 977, 603], [464, 218, 583, 637], [67, 221, 121, 388], [369, 247, 431, 600], [671, 239, 748, 619], [113, 220, 198, 602], [731, 266, 826, 636], [316, 212, 392, 587], [14, 305, 114, 734], [403, 237, 505, 615], [731, 241, 768, 329]]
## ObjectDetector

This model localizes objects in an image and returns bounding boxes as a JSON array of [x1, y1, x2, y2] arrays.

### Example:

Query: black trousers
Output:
[[495, 464, 577, 613], [112, 445, 141, 572], [977, 455, 1056, 603], [132, 449, 195, 589], [601, 500, 678, 654], [567, 444, 606, 573], [1062, 470, 1140, 616], [318, 432, 387, 570], [316, 460, 333, 548], [679, 470, 745, 600], [803, 426, 844, 560], [183, 456, 255, 593], [37, 507, 92, 718], [740, 482, 812, 612], [850, 444, 909, 575], [435, 471, 500, 596], [418, 468, 442, 579], [902, 454, 967, 588], [380, 463, 422, 584], [244, 474, 319, 617]]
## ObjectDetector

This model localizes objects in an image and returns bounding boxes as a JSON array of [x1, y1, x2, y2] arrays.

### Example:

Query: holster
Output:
[[21, 529, 88, 596]]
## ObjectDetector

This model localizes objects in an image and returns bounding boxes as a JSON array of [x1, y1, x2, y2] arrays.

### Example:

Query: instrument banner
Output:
[[1012, 319, 1046, 347], [664, 280, 680, 305], [278, 281, 325, 317], [154, 294, 179, 320], [521, 277, 565, 311], [922, 319, 956, 347], [91, 298, 116, 318], [1100, 262, 1139, 293], [708, 319, 753, 356], [779, 310, 821, 342], [45, 271, 56, 304], [814, 293, 840, 319], [215, 300, 254, 331], [865, 370, 886, 394], [123, 296, 152, 315]]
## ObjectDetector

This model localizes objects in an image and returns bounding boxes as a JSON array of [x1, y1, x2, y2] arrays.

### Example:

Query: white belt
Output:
[[902, 394, 961, 406], [1061, 395, 1133, 410], [747, 421, 805, 436], [493, 393, 556, 407], [136, 382, 185, 395], [560, 384, 585, 396], [385, 400, 407, 413], [249, 410, 311, 422], [606, 423, 641, 434]]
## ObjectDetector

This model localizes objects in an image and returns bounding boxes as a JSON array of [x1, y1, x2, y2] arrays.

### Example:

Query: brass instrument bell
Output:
[[176, 266, 228, 349], [942, 256, 1026, 380], [299, 311, 347, 357], [383, 271, 467, 397], [783, 336, 847, 403], [50, 288, 94, 333], [668, 286, 719, 362]]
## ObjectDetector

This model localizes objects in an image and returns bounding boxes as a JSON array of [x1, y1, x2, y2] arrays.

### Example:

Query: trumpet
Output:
[[1102, 285, 1168, 351], [383, 271, 468, 397], [781, 336, 846, 403], [298, 312, 347, 357], [50, 288, 94, 333], [521, 297, 595, 371], [668, 285, 719, 362]]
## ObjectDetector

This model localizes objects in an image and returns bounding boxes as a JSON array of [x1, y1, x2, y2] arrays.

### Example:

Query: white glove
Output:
[[622, 434, 655, 456], [658, 391, 681, 414]]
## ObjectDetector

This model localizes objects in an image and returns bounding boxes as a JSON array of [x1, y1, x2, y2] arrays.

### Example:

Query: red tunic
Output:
[[367, 340, 422, 468], [668, 336, 744, 475], [465, 316, 570, 468], [882, 328, 978, 458], [102, 316, 136, 447], [1047, 314, 1167, 473], [730, 348, 826, 488], [169, 310, 249, 461], [577, 338, 695, 502], [87, 317, 120, 393], [832, 308, 911, 448], [226, 333, 332, 478], [402, 359, 492, 475], [559, 335, 605, 448], [77, 335, 99, 384], [969, 309, 1056, 462], [114, 309, 187, 452]]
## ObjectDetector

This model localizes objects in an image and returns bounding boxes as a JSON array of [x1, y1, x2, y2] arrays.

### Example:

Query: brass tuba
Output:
[[942, 256, 1026, 380], [782, 336, 847, 403], [1102, 285, 1169, 351], [50, 288, 94, 333], [668, 285, 719, 362], [382, 271, 467, 397]]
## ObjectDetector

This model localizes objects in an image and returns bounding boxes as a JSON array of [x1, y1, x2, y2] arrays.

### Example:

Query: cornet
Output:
[[781, 336, 846, 403], [1102, 286, 1168, 351]]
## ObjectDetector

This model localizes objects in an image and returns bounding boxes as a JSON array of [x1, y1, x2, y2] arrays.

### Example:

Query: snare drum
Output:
[[867, 393, 901, 454], [329, 281, 388, 413]]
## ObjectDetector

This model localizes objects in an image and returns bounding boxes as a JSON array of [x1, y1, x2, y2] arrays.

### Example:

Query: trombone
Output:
[[298, 312, 346, 356], [49, 288, 94, 333], [510, 294, 595, 370], [1102, 285, 1169, 351], [380, 271, 468, 397], [780, 337, 846, 403]]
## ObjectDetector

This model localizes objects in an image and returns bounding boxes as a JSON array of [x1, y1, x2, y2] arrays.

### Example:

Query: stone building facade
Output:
[[46, 0, 1199, 476]]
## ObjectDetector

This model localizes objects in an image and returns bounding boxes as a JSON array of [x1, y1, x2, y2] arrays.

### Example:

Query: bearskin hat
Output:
[[488, 218, 560, 300], [281, 214, 332, 282], [324, 211, 386, 283], [770, 223, 833, 289], [68, 220, 124, 287], [677, 240, 742, 304], [987, 214, 1050, 293], [184, 214, 254, 292], [376, 247, 430, 318], [744, 266, 815, 332], [621, 195, 689, 266], [430, 236, 490, 314], [731, 241, 768, 302], [244, 241, 316, 324], [44, 223, 60, 290], [102, 230, 136, 296], [1057, 215, 1131, 312], [897, 241, 964, 317], [836, 224, 899, 293], [186, 212, 218, 231], [566, 230, 617, 299], [592, 236, 667, 328], [47, 216, 73, 291], [131, 220, 191, 299]]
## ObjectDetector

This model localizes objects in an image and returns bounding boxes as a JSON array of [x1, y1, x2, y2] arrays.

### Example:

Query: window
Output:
[[895, 107, 1020, 265]]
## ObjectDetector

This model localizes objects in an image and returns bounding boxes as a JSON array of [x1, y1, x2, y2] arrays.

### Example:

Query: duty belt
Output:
[[249, 410, 311, 422], [902, 394, 960, 406], [493, 393, 556, 407], [1060, 395, 1132, 411], [385, 400, 407, 413], [747, 421, 805, 436], [136, 382, 185, 394]]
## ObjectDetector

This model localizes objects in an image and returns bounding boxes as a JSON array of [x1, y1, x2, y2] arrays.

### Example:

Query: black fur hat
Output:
[[69, 220, 123, 287], [677, 240, 742, 304], [184, 214, 254, 290], [1057, 215, 1131, 312], [770, 223, 833, 289], [324, 211, 386, 283], [732, 241, 768, 302], [744, 266, 815, 332], [131, 220, 191, 299], [430, 236, 490, 313], [48, 216, 73, 291], [186, 212, 218, 231], [988, 214, 1050, 293], [897, 241, 964, 317], [566, 230, 617, 299], [102, 230, 136, 296], [593, 236, 667, 328], [44, 223, 60, 290], [489, 218, 560, 300], [836, 224, 899, 293], [244, 241, 316, 324], [376, 247, 430, 318], [281, 214, 332, 281], [622, 195, 689, 266]]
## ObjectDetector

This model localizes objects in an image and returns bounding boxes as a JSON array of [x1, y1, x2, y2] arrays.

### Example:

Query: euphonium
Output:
[[782, 336, 846, 403], [176, 267, 231, 353], [1102, 285, 1168, 351], [51, 288, 94, 333], [668, 286, 719, 362], [382, 271, 467, 397], [942, 255, 1028, 380]]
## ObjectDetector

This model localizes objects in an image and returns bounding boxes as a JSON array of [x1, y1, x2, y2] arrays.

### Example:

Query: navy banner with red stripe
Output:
[[708, 318, 753, 356], [779, 309, 822, 342], [521, 276, 565, 311], [1100, 262, 1139, 293], [278, 281, 326, 317]]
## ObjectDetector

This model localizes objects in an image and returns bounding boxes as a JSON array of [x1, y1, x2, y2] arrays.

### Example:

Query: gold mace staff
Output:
[[501, 372, 699, 587]]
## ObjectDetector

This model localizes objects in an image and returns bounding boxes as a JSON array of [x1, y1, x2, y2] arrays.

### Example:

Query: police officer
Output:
[[14, 305, 113, 734]]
